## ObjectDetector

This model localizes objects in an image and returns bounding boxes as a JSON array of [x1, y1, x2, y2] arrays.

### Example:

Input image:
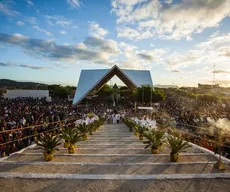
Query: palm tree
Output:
[[137, 124, 148, 140], [77, 122, 89, 140], [143, 129, 165, 154], [36, 134, 61, 161], [88, 122, 95, 135], [68, 128, 83, 154], [134, 124, 139, 136], [60, 126, 72, 148], [166, 135, 191, 162]]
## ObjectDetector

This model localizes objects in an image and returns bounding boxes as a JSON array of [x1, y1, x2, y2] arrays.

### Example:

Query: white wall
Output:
[[4, 90, 51, 101]]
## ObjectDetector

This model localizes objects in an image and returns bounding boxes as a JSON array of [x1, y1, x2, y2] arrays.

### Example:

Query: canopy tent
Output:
[[73, 65, 153, 106]]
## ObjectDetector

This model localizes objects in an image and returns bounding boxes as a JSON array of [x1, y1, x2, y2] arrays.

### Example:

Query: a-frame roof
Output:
[[73, 65, 153, 105]]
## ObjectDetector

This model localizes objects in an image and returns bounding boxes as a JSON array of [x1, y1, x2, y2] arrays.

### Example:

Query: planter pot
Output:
[[139, 135, 143, 140], [68, 144, 76, 154], [134, 131, 138, 136], [170, 153, 179, 162], [64, 141, 70, 148], [43, 152, 54, 161], [83, 135, 88, 140], [1, 152, 6, 157], [151, 148, 159, 154]]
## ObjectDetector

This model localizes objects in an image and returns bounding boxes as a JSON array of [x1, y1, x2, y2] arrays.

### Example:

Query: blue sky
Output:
[[0, 0, 230, 87]]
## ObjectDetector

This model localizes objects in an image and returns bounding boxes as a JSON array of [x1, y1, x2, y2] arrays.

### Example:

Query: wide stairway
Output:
[[0, 123, 230, 192]]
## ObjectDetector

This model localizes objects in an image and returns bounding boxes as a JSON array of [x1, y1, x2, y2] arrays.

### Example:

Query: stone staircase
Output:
[[0, 123, 230, 192]]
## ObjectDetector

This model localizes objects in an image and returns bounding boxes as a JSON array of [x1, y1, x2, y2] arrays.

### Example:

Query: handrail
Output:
[[176, 123, 230, 137], [171, 127, 230, 149], [0, 117, 78, 146], [0, 116, 78, 134]]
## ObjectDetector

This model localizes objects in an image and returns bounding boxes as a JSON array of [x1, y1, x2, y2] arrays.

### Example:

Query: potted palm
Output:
[[134, 124, 139, 136], [77, 122, 89, 140], [36, 134, 61, 161], [60, 126, 71, 148], [88, 122, 95, 135], [166, 135, 191, 162], [137, 125, 147, 140], [68, 128, 83, 154], [143, 129, 165, 154]]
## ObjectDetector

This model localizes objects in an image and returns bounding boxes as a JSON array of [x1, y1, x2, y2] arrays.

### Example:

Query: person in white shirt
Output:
[[116, 113, 120, 124], [112, 113, 117, 124]]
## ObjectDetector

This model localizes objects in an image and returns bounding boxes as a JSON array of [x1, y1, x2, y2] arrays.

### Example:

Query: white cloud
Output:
[[165, 0, 172, 4], [32, 26, 53, 36], [165, 32, 230, 72], [167, 68, 181, 72], [88, 21, 108, 38], [0, 2, 20, 16], [44, 15, 72, 27], [47, 20, 55, 26], [56, 20, 72, 27], [26, 0, 34, 6], [112, 0, 230, 40], [60, 30, 67, 35], [66, 0, 80, 9], [28, 17, 37, 24], [16, 21, 25, 26], [186, 36, 193, 42]]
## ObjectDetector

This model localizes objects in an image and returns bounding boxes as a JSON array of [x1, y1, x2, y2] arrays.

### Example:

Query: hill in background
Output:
[[0, 79, 49, 90]]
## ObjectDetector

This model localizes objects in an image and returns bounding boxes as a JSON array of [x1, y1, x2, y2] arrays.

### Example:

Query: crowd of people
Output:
[[0, 97, 76, 157], [1, 91, 230, 159]]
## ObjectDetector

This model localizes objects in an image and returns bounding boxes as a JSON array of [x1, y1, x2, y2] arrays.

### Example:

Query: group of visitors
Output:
[[0, 97, 76, 157]]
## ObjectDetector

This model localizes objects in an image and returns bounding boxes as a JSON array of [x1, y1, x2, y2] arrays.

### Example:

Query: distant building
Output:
[[198, 83, 219, 89], [3, 89, 51, 101]]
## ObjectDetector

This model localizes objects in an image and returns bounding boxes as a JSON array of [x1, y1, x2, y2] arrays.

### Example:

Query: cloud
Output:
[[186, 36, 193, 42], [0, 33, 118, 66], [47, 20, 55, 26], [84, 36, 120, 55], [167, 68, 181, 72], [0, 2, 20, 16], [32, 26, 53, 36], [111, 0, 230, 40], [16, 21, 25, 26], [0, 62, 50, 70], [88, 21, 108, 38], [137, 49, 166, 61], [137, 53, 153, 61], [26, 0, 34, 6], [56, 20, 72, 27], [165, 32, 230, 71], [44, 15, 72, 27], [165, 0, 172, 4], [214, 70, 230, 74], [0, 32, 168, 70], [66, 0, 80, 9], [27, 17, 37, 24], [60, 30, 67, 35]]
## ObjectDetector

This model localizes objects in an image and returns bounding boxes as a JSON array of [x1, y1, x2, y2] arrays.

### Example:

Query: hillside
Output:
[[0, 79, 49, 89]]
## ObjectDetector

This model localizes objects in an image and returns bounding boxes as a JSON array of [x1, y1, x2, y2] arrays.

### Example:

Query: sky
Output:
[[0, 0, 230, 87]]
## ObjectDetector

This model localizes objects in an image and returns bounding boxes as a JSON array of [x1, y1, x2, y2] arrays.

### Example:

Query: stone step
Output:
[[23, 148, 156, 154], [4, 153, 217, 163], [1, 172, 230, 181], [72, 144, 146, 148], [85, 139, 146, 141], [1, 162, 229, 175], [77, 141, 145, 144], [30, 146, 204, 154]]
